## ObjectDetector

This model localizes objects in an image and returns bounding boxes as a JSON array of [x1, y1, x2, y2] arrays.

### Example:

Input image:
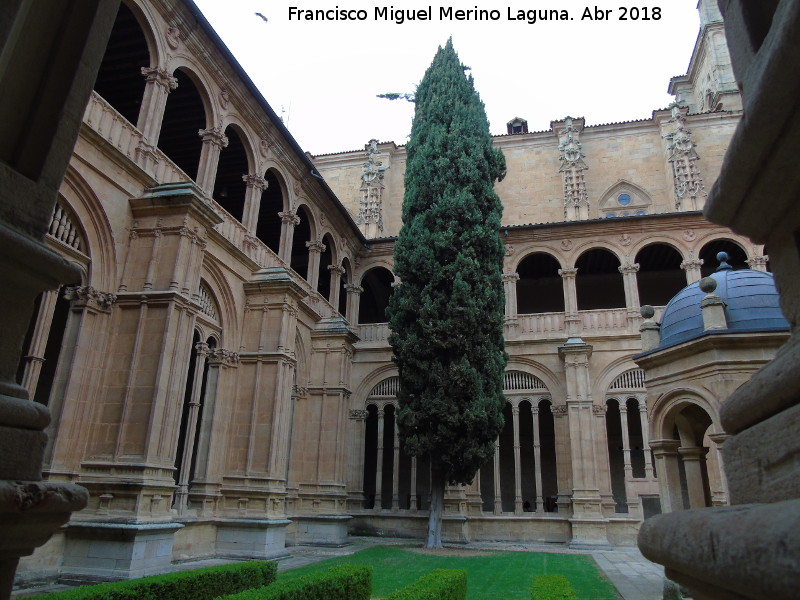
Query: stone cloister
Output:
[[3, 0, 796, 595]]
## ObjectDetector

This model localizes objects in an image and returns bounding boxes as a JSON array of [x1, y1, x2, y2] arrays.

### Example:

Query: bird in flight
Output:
[[255, 12, 268, 23]]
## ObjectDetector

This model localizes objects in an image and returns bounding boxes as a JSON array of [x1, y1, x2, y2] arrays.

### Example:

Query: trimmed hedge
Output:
[[42, 561, 277, 600], [386, 569, 467, 600], [530, 574, 579, 600], [219, 564, 372, 600]]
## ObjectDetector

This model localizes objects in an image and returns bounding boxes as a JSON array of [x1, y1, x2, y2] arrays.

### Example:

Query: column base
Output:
[[60, 522, 184, 584], [290, 515, 351, 547], [215, 519, 291, 561]]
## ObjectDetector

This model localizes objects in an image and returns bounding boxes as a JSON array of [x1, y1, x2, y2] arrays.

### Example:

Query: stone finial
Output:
[[640, 304, 661, 351], [700, 276, 728, 330], [716, 251, 732, 271]]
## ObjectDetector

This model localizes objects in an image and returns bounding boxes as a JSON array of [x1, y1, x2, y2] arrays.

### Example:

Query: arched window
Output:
[[255, 169, 284, 253], [359, 267, 394, 324], [575, 248, 625, 310], [516, 253, 564, 314], [212, 126, 249, 222], [290, 206, 313, 280], [93, 1, 150, 125], [317, 234, 335, 301], [699, 239, 747, 277], [635, 243, 685, 306], [158, 68, 206, 180]]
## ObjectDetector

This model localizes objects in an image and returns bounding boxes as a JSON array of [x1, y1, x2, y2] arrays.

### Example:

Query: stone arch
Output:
[[357, 266, 395, 324], [290, 204, 316, 280], [316, 232, 337, 301], [575, 247, 626, 310], [212, 123, 251, 221], [698, 237, 749, 276], [515, 251, 565, 314], [199, 260, 238, 345], [598, 180, 653, 218], [635, 242, 686, 306]]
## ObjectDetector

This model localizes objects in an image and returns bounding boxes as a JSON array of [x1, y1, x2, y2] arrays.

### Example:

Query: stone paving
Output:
[[13, 536, 666, 599]]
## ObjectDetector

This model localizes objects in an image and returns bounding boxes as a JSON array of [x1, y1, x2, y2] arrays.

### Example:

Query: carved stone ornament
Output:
[[683, 229, 697, 242], [504, 243, 515, 256], [502, 272, 520, 283], [219, 89, 230, 109], [166, 26, 181, 49], [279, 211, 300, 226], [664, 102, 707, 211], [259, 138, 270, 158], [242, 174, 268, 191], [618, 263, 640, 275], [293, 180, 302, 197], [561, 239, 573, 251], [620, 233, 632, 246], [357, 139, 388, 234], [208, 348, 239, 366], [592, 405, 607, 415], [557, 117, 590, 221], [551, 405, 568, 417], [306, 239, 326, 253], [199, 127, 228, 149], [349, 409, 368, 420], [64, 286, 117, 311], [140, 67, 177, 91], [558, 268, 578, 278]]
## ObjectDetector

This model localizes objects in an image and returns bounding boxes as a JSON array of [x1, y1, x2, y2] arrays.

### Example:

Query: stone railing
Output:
[[517, 312, 566, 336], [357, 322, 390, 344], [83, 91, 188, 184], [580, 307, 629, 334]]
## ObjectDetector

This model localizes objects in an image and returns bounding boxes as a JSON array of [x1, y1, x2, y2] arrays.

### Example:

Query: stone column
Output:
[[328, 265, 345, 312], [619, 405, 633, 478], [493, 440, 502, 514], [650, 439, 683, 512], [532, 406, 544, 512], [345, 284, 363, 325], [135, 67, 177, 169], [195, 127, 228, 195], [375, 407, 385, 509], [392, 417, 400, 510], [639, 403, 655, 478], [511, 403, 523, 514], [559, 340, 608, 545], [175, 342, 209, 513], [278, 211, 299, 264], [707, 433, 730, 506], [678, 446, 710, 509], [680, 257, 704, 285], [619, 263, 641, 332], [559, 268, 581, 337], [502, 272, 520, 321], [410, 457, 418, 510], [305, 239, 325, 290], [242, 174, 268, 232], [18, 289, 59, 400]]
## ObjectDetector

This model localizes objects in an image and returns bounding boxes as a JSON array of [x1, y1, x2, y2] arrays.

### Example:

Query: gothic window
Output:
[[598, 181, 652, 218]]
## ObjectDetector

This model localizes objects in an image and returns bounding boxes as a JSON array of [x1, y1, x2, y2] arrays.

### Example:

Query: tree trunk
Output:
[[426, 473, 445, 548]]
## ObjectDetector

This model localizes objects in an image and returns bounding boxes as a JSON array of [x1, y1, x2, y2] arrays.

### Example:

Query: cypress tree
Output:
[[387, 39, 507, 548]]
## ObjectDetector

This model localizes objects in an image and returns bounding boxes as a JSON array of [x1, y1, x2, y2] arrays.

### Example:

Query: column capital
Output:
[[681, 258, 704, 271], [279, 210, 300, 226], [345, 284, 364, 295], [306, 239, 326, 253], [745, 255, 769, 270], [502, 272, 520, 283], [558, 267, 578, 279], [198, 126, 228, 149], [678, 446, 709, 460], [64, 285, 117, 312], [328, 264, 346, 275], [140, 66, 177, 91], [242, 173, 268, 191], [649, 438, 681, 455], [618, 263, 640, 274]]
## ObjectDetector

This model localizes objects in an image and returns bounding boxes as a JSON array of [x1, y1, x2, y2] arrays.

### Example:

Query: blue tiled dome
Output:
[[658, 260, 789, 349]]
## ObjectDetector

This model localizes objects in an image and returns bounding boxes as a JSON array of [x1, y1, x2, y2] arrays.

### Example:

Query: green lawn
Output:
[[279, 545, 621, 600]]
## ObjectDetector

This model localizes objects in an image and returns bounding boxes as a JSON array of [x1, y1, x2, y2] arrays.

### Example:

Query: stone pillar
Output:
[[532, 406, 545, 512], [305, 239, 325, 290], [375, 407, 385, 509], [0, 1, 121, 595], [619, 405, 633, 478], [619, 263, 641, 332], [639, 402, 655, 479], [493, 440, 502, 514], [195, 127, 228, 195], [175, 341, 209, 513], [650, 439, 683, 512], [700, 277, 728, 330], [707, 433, 730, 506], [678, 446, 709, 509], [410, 457, 418, 510], [278, 211, 299, 264], [392, 417, 400, 510], [345, 284, 363, 325], [18, 289, 59, 400], [512, 403, 523, 514], [559, 268, 580, 337], [502, 271, 519, 321], [639, 305, 661, 352], [241, 174, 268, 232], [680, 257, 704, 285], [559, 340, 609, 545], [328, 265, 345, 313], [135, 67, 177, 169]]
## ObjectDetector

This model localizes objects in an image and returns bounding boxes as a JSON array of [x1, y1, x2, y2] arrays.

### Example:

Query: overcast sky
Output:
[[192, 1, 702, 155]]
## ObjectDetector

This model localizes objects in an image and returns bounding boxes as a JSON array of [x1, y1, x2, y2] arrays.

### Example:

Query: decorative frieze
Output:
[[556, 117, 589, 221], [664, 102, 707, 211], [349, 409, 368, 420], [357, 139, 388, 237], [207, 348, 239, 367]]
